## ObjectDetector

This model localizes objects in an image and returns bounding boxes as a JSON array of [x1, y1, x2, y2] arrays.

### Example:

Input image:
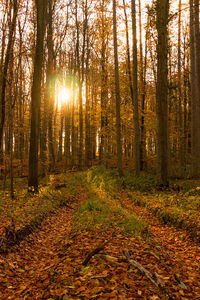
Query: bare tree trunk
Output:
[[75, 0, 83, 170], [99, 1, 108, 166], [190, 0, 200, 177], [85, 30, 91, 167], [28, 0, 47, 190], [64, 105, 70, 169], [131, 0, 140, 175], [47, 0, 55, 172], [9, 48, 14, 199], [58, 113, 64, 162], [178, 0, 184, 171], [156, 0, 169, 186], [0, 0, 18, 158], [112, 0, 123, 176]]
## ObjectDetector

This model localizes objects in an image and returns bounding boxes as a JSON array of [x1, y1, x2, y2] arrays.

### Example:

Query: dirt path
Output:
[[118, 190, 200, 299], [0, 187, 88, 299], [1, 186, 200, 299]]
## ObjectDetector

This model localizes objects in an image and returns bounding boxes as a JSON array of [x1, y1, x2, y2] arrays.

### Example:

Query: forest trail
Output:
[[118, 190, 200, 298], [0, 184, 200, 299], [0, 187, 89, 299]]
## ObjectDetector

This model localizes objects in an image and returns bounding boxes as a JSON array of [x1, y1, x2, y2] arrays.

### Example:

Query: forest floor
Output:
[[0, 167, 200, 299]]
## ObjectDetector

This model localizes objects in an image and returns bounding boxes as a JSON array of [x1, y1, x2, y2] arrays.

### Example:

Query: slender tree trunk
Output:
[[63, 105, 69, 170], [178, 0, 184, 170], [9, 49, 14, 199], [156, 0, 169, 186], [71, 69, 76, 168], [183, 34, 187, 171], [58, 113, 64, 162], [28, 0, 47, 190], [99, 2, 108, 166], [123, 0, 134, 116], [85, 31, 91, 167], [112, 0, 123, 176], [131, 0, 140, 175], [47, 0, 55, 172], [138, 0, 147, 171], [190, 0, 200, 176], [0, 0, 18, 158], [75, 0, 84, 169]]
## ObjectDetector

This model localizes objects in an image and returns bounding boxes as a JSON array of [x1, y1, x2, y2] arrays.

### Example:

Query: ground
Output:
[[0, 168, 200, 299]]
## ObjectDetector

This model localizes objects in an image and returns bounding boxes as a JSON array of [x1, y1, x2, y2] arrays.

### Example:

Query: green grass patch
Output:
[[75, 168, 148, 237], [74, 196, 148, 237], [86, 166, 158, 193], [0, 172, 80, 235], [83, 166, 200, 242], [129, 191, 200, 242]]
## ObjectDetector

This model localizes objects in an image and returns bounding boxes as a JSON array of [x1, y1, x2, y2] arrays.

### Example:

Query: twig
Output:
[[122, 249, 175, 300], [174, 273, 187, 289], [95, 253, 121, 265], [82, 240, 111, 266]]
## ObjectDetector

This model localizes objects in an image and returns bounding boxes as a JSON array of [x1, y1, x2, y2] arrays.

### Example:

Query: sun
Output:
[[58, 87, 71, 109]]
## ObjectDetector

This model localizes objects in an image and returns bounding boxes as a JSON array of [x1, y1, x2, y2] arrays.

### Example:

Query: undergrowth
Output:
[[0, 173, 80, 235], [129, 191, 200, 242], [74, 195, 148, 237], [83, 166, 200, 242], [75, 167, 149, 237]]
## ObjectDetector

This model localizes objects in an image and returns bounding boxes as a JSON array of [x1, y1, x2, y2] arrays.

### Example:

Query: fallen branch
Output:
[[82, 240, 111, 266], [174, 273, 187, 289], [122, 249, 175, 300], [95, 253, 121, 265]]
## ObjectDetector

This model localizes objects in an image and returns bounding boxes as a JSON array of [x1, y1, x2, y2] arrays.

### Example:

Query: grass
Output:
[[0, 173, 80, 235], [74, 167, 149, 237], [128, 189, 200, 242], [84, 166, 200, 242], [73, 195, 148, 237]]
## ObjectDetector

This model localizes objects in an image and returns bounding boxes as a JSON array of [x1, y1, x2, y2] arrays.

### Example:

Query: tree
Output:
[[28, 0, 47, 191], [0, 0, 18, 156], [156, 0, 169, 186], [131, 0, 140, 175], [99, 0, 109, 166], [112, 0, 123, 176], [190, 0, 200, 177]]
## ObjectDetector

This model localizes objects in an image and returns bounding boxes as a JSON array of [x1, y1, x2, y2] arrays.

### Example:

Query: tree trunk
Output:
[[156, 0, 169, 186], [0, 0, 18, 158], [112, 0, 123, 176], [190, 0, 200, 177], [28, 0, 47, 191], [178, 0, 184, 171], [131, 0, 140, 175]]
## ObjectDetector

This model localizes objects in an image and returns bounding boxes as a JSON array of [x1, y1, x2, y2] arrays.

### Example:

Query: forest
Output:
[[0, 0, 200, 299]]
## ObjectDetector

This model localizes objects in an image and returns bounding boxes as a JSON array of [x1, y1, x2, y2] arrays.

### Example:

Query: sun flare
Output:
[[58, 87, 71, 109]]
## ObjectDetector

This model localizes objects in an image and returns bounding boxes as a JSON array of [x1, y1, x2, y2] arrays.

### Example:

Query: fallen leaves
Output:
[[1, 173, 200, 299]]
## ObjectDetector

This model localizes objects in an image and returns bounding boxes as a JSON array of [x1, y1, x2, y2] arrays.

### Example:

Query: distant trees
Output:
[[1, 0, 200, 190]]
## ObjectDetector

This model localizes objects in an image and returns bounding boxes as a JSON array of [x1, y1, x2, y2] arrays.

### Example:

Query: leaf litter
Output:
[[0, 183, 200, 299]]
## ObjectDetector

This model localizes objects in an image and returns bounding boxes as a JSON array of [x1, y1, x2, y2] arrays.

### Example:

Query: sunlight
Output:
[[58, 87, 71, 109]]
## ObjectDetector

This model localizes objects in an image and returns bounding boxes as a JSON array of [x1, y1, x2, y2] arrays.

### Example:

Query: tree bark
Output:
[[28, 0, 47, 190], [190, 0, 200, 177], [156, 0, 169, 186], [131, 0, 140, 175], [112, 0, 123, 176], [0, 0, 18, 158]]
